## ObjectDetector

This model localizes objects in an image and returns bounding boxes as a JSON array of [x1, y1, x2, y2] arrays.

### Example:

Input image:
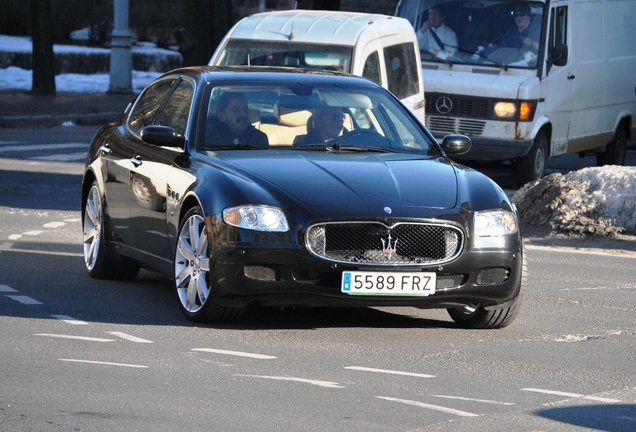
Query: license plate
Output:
[[341, 271, 436, 296]]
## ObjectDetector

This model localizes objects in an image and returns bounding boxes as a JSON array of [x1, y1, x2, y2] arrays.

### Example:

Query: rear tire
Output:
[[597, 126, 627, 166], [174, 206, 244, 323], [82, 182, 140, 280], [447, 245, 527, 329], [515, 131, 548, 187]]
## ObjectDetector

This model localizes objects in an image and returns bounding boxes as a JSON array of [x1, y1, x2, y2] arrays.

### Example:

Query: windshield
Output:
[[215, 40, 353, 72], [396, 0, 545, 69], [199, 82, 439, 156]]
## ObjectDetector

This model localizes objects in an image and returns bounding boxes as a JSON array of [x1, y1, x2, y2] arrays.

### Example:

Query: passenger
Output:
[[416, 5, 458, 58], [293, 106, 347, 146], [209, 92, 269, 147], [493, 4, 540, 51]]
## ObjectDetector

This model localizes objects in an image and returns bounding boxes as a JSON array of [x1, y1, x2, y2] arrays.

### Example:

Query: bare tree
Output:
[[31, 0, 56, 94]]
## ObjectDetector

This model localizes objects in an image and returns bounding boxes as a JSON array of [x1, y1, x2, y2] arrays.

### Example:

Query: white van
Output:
[[396, 0, 636, 186], [209, 10, 425, 120]]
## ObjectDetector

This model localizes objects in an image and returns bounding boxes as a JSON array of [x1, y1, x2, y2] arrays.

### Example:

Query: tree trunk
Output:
[[30, 0, 56, 95], [180, 0, 233, 67]]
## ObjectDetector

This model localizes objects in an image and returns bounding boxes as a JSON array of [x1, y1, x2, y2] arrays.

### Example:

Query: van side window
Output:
[[548, 7, 568, 59], [383, 43, 420, 99], [362, 51, 381, 85]]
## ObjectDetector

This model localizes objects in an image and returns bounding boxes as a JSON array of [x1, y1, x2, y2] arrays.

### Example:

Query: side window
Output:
[[362, 51, 381, 85], [157, 80, 194, 136], [383, 43, 420, 99], [128, 79, 176, 134], [547, 6, 568, 74]]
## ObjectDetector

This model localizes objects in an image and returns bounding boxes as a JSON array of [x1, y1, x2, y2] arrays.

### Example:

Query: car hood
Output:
[[217, 152, 459, 209]]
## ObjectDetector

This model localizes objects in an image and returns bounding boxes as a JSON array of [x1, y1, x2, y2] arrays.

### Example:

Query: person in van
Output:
[[495, 4, 540, 51], [416, 5, 458, 58], [207, 91, 269, 147], [293, 106, 347, 146]]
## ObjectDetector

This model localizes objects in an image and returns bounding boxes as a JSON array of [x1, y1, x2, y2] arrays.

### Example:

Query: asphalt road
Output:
[[1, 127, 635, 431]]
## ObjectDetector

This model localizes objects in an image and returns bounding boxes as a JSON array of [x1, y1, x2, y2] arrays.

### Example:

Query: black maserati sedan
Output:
[[82, 66, 526, 328]]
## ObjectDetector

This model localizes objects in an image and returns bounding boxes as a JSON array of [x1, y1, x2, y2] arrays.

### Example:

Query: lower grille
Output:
[[305, 222, 463, 266]]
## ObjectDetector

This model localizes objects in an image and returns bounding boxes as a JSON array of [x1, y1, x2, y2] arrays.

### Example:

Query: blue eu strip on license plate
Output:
[[341, 271, 436, 296]]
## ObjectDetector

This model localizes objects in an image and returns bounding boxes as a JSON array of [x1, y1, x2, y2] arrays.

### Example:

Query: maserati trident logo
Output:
[[381, 233, 398, 254], [435, 96, 453, 114]]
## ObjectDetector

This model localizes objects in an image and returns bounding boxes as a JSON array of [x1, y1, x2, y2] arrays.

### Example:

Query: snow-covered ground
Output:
[[1, 34, 635, 236], [0, 35, 164, 92]]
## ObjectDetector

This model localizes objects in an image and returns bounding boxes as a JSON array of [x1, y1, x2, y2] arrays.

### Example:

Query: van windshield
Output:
[[396, 0, 545, 69], [215, 40, 353, 72]]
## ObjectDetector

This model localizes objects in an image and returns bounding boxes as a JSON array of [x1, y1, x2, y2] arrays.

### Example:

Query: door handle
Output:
[[100, 144, 112, 155], [567, 74, 576, 80], [130, 155, 143, 167]]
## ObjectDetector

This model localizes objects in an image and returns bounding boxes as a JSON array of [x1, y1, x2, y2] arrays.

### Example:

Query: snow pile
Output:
[[512, 166, 636, 236]]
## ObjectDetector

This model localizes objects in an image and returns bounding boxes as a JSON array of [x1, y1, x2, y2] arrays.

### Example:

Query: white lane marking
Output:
[[43, 221, 66, 229], [59, 359, 149, 369], [23, 230, 44, 236], [0, 285, 18, 293], [377, 396, 479, 417], [8, 234, 22, 240], [0, 143, 88, 153], [6, 295, 43, 305], [51, 315, 89, 325], [0, 248, 83, 257], [522, 388, 621, 403], [431, 394, 515, 406], [192, 348, 277, 360], [107, 332, 153, 343], [31, 152, 87, 162], [345, 366, 436, 378], [34, 334, 115, 343], [526, 244, 636, 258], [64, 218, 81, 223], [234, 374, 345, 389]]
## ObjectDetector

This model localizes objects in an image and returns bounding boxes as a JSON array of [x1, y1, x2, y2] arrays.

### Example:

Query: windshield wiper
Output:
[[206, 144, 267, 150], [328, 143, 398, 153], [450, 45, 508, 71]]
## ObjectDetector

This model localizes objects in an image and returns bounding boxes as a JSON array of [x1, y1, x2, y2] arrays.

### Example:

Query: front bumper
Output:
[[208, 236, 524, 310]]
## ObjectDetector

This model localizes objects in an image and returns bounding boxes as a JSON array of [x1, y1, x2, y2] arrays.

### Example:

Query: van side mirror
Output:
[[550, 43, 568, 67]]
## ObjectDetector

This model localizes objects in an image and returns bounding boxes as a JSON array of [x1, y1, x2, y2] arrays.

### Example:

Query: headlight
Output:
[[223, 205, 289, 232], [474, 210, 518, 237], [493, 102, 516, 118]]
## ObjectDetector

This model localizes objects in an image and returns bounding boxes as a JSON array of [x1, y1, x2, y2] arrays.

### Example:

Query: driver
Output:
[[293, 106, 347, 146], [493, 4, 540, 51]]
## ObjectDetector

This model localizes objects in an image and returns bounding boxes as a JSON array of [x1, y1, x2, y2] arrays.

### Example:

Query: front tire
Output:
[[515, 131, 548, 187], [447, 246, 527, 329], [82, 182, 140, 279], [174, 206, 244, 323]]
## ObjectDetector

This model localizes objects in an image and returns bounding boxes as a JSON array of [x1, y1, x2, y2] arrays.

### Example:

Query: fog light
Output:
[[244, 265, 276, 281], [436, 274, 465, 289], [476, 268, 509, 285]]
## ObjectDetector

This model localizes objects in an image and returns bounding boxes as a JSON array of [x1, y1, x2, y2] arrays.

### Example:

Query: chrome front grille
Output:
[[427, 117, 486, 136], [305, 222, 463, 266]]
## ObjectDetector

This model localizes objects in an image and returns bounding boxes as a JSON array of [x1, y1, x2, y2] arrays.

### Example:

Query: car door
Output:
[[128, 78, 195, 265]]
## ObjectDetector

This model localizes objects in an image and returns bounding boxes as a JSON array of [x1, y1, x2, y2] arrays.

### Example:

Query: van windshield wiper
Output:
[[450, 45, 509, 71]]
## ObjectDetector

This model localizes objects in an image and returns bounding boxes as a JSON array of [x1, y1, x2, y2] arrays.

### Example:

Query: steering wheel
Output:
[[333, 129, 390, 148]]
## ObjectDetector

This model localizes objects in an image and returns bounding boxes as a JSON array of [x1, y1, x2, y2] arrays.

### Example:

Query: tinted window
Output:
[[362, 51, 381, 85], [158, 80, 194, 136], [128, 79, 176, 134]]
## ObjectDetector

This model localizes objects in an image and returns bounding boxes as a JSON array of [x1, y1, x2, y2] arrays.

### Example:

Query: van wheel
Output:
[[597, 127, 627, 166], [515, 131, 548, 187]]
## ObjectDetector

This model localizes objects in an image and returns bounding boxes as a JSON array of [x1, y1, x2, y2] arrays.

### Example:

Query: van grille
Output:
[[427, 117, 486, 136], [425, 93, 489, 118]]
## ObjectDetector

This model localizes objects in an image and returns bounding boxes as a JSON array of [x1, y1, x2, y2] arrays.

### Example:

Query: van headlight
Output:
[[493, 102, 516, 118], [474, 210, 518, 236], [223, 205, 289, 232]]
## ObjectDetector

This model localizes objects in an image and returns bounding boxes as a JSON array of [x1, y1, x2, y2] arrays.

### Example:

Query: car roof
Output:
[[224, 9, 414, 46], [161, 65, 381, 87]]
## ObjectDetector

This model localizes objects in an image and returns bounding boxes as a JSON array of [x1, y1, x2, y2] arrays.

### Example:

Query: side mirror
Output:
[[141, 125, 185, 148], [440, 134, 471, 156], [550, 43, 568, 67]]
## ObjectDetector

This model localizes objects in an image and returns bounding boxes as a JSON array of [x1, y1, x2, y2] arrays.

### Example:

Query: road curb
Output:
[[0, 112, 121, 128]]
